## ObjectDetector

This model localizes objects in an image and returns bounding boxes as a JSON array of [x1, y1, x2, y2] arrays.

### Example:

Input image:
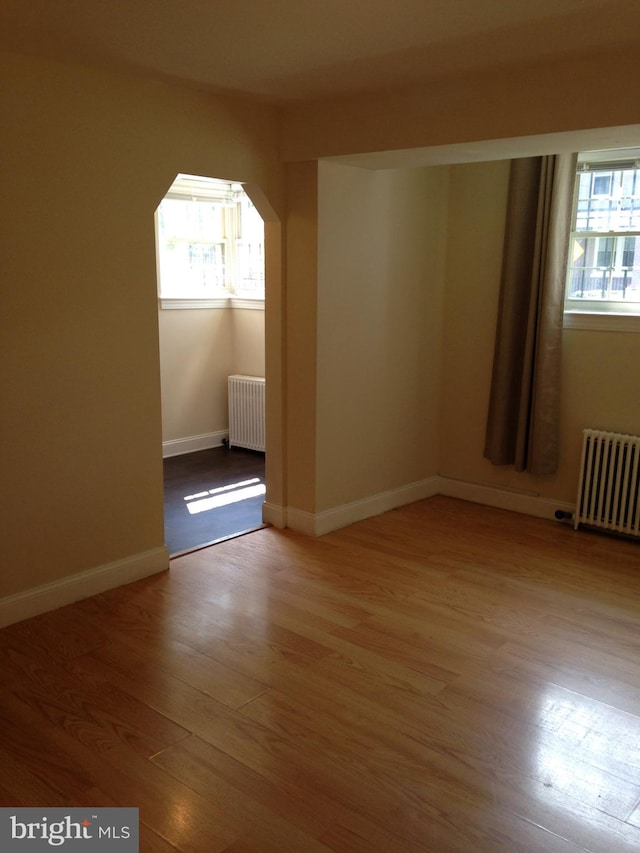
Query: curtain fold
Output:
[[484, 153, 577, 475]]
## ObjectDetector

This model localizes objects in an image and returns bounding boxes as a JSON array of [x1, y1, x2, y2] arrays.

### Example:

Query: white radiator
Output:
[[574, 429, 640, 537], [228, 375, 265, 452]]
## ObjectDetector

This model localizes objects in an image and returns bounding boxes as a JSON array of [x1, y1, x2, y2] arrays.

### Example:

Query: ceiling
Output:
[[1, 0, 639, 104]]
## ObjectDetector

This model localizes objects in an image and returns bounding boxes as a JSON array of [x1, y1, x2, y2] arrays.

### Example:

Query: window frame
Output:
[[564, 149, 640, 330], [155, 174, 265, 311]]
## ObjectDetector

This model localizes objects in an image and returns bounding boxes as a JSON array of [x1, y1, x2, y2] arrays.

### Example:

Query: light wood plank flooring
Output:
[[1, 496, 640, 851]]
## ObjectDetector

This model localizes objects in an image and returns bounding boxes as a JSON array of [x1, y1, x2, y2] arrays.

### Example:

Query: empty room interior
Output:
[[2, 2, 640, 850]]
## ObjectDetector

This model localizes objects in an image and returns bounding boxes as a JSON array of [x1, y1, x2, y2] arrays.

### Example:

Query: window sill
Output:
[[160, 296, 264, 311], [563, 311, 640, 332], [231, 297, 265, 310]]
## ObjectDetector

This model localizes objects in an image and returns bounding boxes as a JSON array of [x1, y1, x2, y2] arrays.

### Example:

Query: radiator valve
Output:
[[554, 509, 573, 522]]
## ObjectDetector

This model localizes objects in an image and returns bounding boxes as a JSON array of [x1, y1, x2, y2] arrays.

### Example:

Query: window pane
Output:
[[567, 158, 640, 313], [235, 195, 265, 293], [157, 197, 227, 296], [574, 167, 640, 232], [592, 174, 612, 195], [156, 175, 265, 301], [567, 235, 640, 302]]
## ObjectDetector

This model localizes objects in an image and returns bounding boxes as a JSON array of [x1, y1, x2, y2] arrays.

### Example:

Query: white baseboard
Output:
[[286, 507, 318, 536], [0, 546, 169, 628], [162, 431, 227, 458], [278, 476, 574, 538], [285, 477, 440, 537], [314, 477, 441, 536], [1, 478, 574, 628], [262, 501, 287, 529], [437, 476, 575, 521]]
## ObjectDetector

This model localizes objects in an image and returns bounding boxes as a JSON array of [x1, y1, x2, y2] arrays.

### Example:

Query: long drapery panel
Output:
[[484, 153, 577, 475]]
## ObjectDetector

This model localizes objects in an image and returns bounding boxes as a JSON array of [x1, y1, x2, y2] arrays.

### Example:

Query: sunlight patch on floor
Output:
[[184, 478, 266, 515]]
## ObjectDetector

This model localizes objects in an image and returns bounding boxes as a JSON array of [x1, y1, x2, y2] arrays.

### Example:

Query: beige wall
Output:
[[284, 162, 319, 514], [4, 37, 640, 613], [312, 155, 640, 518], [0, 51, 281, 598], [159, 308, 232, 444], [231, 309, 266, 378], [439, 161, 512, 487], [282, 45, 640, 162], [316, 161, 448, 511], [560, 329, 640, 498], [439, 161, 640, 504], [159, 307, 265, 447]]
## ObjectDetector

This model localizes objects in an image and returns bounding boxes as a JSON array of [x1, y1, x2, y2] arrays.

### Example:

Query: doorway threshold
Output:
[[168, 522, 269, 559]]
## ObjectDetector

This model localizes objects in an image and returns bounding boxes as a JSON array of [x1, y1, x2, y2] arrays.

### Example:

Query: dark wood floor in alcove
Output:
[[163, 447, 266, 556]]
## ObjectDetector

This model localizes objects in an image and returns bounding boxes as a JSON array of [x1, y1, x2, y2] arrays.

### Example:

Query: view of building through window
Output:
[[156, 174, 264, 302], [566, 155, 640, 312]]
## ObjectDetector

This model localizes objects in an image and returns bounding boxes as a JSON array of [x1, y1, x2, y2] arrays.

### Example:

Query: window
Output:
[[565, 151, 640, 321], [156, 174, 264, 307]]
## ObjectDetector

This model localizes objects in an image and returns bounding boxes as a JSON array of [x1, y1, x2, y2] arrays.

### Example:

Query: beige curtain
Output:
[[484, 153, 577, 475]]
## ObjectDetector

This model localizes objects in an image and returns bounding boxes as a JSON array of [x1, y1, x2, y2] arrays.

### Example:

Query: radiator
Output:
[[574, 429, 640, 537], [228, 375, 265, 452]]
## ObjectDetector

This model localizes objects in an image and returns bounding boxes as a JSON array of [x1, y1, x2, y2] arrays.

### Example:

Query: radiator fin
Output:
[[228, 375, 265, 452], [575, 429, 640, 537]]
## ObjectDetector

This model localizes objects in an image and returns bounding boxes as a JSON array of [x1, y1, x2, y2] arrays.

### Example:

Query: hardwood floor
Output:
[[2, 496, 640, 851], [163, 447, 266, 556]]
